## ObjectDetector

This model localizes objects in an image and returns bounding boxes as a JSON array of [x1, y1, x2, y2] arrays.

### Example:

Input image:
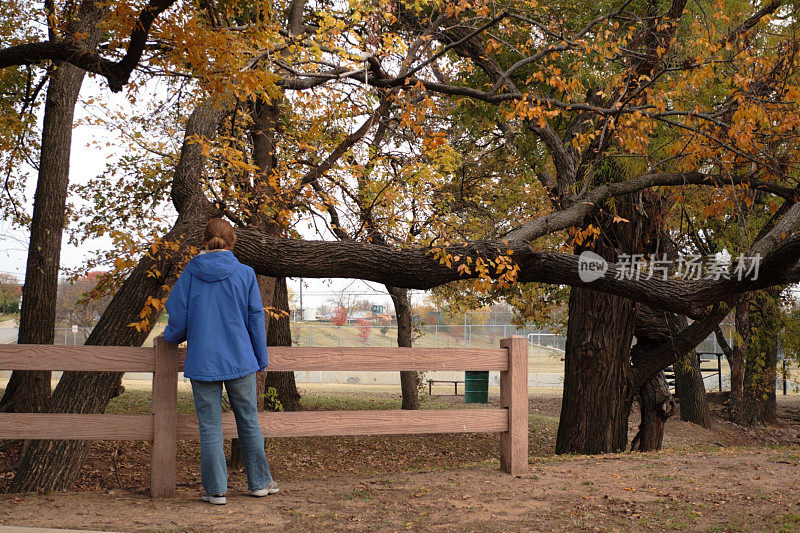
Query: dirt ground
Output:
[[1, 392, 800, 532]]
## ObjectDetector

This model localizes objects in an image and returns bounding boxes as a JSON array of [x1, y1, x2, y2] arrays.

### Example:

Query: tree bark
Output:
[[673, 352, 711, 427], [629, 303, 680, 451], [733, 290, 779, 425], [388, 286, 418, 410], [631, 367, 676, 451], [730, 297, 749, 417], [255, 274, 277, 411], [630, 308, 679, 450], [672, 315, 711, 428], [556, 195, 643, 455], [265, 277, 300, 411], [556, 285, 638, 454], [0, 1, 106, 414], [227, 219, 800, 321], [246, 90, 301, 412]]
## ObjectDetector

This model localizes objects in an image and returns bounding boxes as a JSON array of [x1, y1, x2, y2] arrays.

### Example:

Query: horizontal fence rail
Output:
[[0, 336, 529, 497], [0, 346, 510, 372], [0, 345, 155, 371], [0, 414, 153, 440], [179, 347, 510, 372]]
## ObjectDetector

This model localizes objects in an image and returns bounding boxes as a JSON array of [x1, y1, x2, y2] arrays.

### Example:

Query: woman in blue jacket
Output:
[[164, 218, 278, 505]]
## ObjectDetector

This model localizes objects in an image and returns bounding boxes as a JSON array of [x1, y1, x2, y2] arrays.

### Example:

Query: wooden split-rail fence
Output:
[[0, 335, 529, 497]]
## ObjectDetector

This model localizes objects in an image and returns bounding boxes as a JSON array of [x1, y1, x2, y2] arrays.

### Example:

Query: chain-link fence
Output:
[[0, 322, 746, 390]]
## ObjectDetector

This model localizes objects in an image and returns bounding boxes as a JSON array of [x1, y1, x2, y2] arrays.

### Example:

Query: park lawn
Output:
[[1, 387, 799, 531], [0, 313, 18, 325]]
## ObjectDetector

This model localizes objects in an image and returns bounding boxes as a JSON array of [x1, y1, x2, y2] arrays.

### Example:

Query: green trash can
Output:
[[464, 371, 489, 403]]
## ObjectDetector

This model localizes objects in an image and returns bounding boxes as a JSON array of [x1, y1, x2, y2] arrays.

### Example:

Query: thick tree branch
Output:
[[231, 215, 800, 319], [633, 302, 731, 387], [0, 0, 178, 92], [503, 171, 799, 243]]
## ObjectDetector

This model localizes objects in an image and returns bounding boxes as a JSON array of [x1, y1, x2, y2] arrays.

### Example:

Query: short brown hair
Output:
[[204, 218, 237, 250]]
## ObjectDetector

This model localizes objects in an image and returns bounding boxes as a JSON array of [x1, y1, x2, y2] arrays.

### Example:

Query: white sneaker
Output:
[[202, 494, 227, 505], [250, 480, 279, 496]]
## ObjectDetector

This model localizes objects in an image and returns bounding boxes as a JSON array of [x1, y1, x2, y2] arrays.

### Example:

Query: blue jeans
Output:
[[190, 372, 273, 495]]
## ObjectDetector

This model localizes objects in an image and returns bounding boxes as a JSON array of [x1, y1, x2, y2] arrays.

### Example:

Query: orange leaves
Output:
[[514, 98, 561, 129], [128, 296, 167, 332], [264, 307, 290, 320], [571, 225, 601, 247], [616, 110, 654, 156], [428, 245, 519, 292]]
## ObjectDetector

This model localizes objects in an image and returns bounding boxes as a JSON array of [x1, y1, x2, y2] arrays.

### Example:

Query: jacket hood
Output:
[[186, 250, 240, 282]]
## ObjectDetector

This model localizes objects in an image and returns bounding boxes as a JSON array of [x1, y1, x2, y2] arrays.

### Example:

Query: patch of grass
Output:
[[347, 487, 373, 501], [107, 388, 195, 415], [300, 392, 402, 411], [0, 313, 19, 323], [778, 513, 800, 533], [708, 516, 744, 533]]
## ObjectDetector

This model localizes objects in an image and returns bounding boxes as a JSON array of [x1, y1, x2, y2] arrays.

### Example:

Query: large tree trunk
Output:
[[672, 314, 711, 428], [556, 285, 638, 454], [254, 274, 277, 411], [730, 297, 749, 411], [631, 368, 675, 451], [247, 88, 301, 411], [556, 193, 643, 455], [673, 351, 711, 427], [630, 308, 679, 450], [388, 287, 418, 410], [265, 277, 300, 411], [7, 103, 226, 492], [0, 1, 106, 414], [733, 290, 779, 425]]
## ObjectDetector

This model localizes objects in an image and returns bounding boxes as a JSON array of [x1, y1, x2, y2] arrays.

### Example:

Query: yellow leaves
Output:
[[265, 307, 290, 320], [571, 225, 601, 247], [485, 39, 504, 56], [514, 98, 562, 129], [612, 215, 629, 223], [128, 296, 167, 331], [143, 296, 166, 316], [114, 257, 133, 270], [616, 110, 655, 155], [127, 320, 147, 332]]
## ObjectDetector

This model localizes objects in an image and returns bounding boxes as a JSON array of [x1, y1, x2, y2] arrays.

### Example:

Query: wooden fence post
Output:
[[500, 336, 528, 475], [151, 335, 178, 498]]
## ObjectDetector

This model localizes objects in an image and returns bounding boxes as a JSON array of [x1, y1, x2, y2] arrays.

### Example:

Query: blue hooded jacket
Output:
[[164, 250, 268, 381]]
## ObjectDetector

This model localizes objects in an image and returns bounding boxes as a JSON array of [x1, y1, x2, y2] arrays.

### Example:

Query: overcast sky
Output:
[[0, 76, 427, 313]]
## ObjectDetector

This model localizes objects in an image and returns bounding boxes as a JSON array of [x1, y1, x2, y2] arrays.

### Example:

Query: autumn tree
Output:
[[55, 272, 112, 331], [0, 0, 178, 414], [331, 306, 349, 327], [5, 0, 800, 491], [0, 273, 21, 314]]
